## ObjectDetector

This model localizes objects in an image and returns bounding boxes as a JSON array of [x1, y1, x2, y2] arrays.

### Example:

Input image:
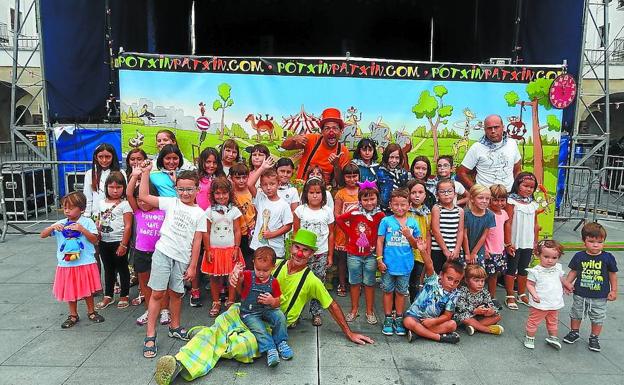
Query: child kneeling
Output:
[[233, 247, 293, 367], [403, 245, 464, 344], [453, 265, 503, 336]]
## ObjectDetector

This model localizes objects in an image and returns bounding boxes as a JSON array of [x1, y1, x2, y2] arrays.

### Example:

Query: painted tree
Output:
[[230, 123, 249, 139], [213, 83, 234, 140], [412, 85, 453, 162], [504, 77, 555, 185]]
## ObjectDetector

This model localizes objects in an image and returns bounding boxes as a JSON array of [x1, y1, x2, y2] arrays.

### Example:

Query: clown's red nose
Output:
[[296, 250, 304, 258]]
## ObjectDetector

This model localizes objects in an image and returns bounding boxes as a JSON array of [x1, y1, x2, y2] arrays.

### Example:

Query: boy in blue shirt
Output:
[[563, 222, 618, 352], [377, 189, 420, 336], [403, 227, 465, 344]]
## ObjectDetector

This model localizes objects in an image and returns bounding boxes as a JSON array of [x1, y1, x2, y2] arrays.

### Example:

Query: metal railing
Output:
[[0, 160, 91, 241], [555, 165, 595, 225]]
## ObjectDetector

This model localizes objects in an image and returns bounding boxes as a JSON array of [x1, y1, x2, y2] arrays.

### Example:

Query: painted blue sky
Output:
[[119, 69, 563, 140]]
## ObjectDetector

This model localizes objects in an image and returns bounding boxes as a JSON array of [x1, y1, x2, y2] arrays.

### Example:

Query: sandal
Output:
[[209, 301, 221, 317], [168, 326, 190, 341], [117, 297, 130, 309], [365, 312, 378, 325], [95, 296, 115, 310], [312, 315, 322, 327], [143, 335, 158, 359], [87, 311, 105, 323], [61, 314, 79, 329], [517, 293, 530, 307], [224, 301, 235, 310], [345, 312, 359, 322], [131, 293, 144, 306], [336, 285, 347, 297], [505, 295, 518, 310]]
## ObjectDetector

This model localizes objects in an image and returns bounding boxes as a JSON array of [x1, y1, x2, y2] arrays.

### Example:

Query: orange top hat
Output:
[[319, 107, 344, 130]]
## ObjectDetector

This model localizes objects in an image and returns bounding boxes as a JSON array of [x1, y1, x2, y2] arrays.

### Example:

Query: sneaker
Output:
[[545, 336, 562, 350], [439, 332, 460, 344], [160, 309, 171, 325], [563, 330, 580, 344], [267, 348, 280, 367], [155, 356, 182, 385], [491, 299, 503, 311], [277, 341, 294, 360], [394, 317, 406, 336], [382, 316, 394, 336], [189, 289, 202, 307], [524, 335, 535, 349], [488, 325, 504, 335], [407, 330, 418, 343], [465, 325, 475, 336], [588, 335, 601, 352], [136, 310, 149, 326]]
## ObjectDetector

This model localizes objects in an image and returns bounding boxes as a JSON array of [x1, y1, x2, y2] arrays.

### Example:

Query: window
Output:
[[10, 8, 22, 32], [599, 24, 610, 47]]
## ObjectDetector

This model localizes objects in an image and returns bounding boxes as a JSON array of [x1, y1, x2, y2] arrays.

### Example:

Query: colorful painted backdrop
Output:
[[118, 54, 565, 237]]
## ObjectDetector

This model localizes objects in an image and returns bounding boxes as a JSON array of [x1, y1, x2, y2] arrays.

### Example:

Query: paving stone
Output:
[[0, 366, 75, 385]]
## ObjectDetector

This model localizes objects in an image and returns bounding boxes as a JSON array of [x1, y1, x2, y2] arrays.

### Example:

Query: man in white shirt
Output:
[[457, 114, 522, 191]]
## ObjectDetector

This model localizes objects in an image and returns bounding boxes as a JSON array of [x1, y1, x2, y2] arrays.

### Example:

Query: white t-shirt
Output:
[[526, 263, 565, 310], [206, 207, 242, 248], [250, 190, 293, 259], [461, 139, 521, 191], [97, 200, 132, 243], [277, 186, 301, 207], [155, 197, 207, 263], [83, 169, 127, 218], [294, 204, 334, 254]]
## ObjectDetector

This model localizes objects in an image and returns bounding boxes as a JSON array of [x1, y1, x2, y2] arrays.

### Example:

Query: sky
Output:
[[119, 69, 563, 141]]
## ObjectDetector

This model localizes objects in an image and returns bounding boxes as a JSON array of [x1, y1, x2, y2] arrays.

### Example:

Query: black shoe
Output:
[[407, 330, 418, 343], [563, 330, 580, 344], [491, 299, 503, 311], [439, 332, 460, 344], [588, 336, 601, 352]]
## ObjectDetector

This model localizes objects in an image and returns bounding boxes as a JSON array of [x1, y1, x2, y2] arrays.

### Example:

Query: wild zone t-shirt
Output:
[[568, 251, 618, 299], [377, 216, 420, 275], [155, 197, 207, 264], [52, 216, 98, 267], [250, 190, 293, 259]]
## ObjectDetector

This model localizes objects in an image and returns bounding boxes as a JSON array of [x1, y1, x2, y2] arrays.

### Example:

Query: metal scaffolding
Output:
[[8, 0, 51, 162], [572, 0, 611, 169]]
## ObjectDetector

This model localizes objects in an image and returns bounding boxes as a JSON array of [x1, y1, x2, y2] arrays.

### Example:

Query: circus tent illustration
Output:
[[282, 105, 321, 134]]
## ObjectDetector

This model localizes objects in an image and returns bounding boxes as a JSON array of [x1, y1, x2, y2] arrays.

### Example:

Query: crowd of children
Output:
[[41, 133, 619, 366]]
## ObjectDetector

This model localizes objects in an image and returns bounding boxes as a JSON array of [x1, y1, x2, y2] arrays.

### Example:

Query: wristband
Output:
[[376, 256, 383, 261], [119, 244, 127, 249]]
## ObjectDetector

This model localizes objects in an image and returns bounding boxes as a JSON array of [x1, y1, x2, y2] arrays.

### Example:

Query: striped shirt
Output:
[[431, 205, 460, 251]]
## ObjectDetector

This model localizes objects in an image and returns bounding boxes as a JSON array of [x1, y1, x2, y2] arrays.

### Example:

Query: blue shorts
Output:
[[381, 273, 409, 295], [347, 254, 377, 286]]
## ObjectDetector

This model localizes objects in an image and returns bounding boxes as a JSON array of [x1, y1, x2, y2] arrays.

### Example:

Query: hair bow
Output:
[[306, 176, 324, 184], [357, 180, 378, 190]]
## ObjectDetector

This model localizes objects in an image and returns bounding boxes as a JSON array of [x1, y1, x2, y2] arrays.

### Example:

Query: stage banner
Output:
[[117, 53, 565, 237]]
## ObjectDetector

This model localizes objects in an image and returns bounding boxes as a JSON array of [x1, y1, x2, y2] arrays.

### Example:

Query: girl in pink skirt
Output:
[[40, 191, 105, 328]]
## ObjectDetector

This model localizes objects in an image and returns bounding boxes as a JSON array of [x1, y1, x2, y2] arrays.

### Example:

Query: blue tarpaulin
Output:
[[55, 128, 122, 196]]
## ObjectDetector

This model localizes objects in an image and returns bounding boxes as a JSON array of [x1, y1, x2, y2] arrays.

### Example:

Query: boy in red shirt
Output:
[[232, 247, 292, 367]]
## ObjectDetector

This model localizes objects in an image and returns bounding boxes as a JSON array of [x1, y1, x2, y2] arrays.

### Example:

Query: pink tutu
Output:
[[53, 263, 102, 302]]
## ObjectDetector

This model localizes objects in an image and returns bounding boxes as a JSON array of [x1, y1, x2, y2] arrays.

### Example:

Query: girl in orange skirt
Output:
[[201, 177, 244, 317]]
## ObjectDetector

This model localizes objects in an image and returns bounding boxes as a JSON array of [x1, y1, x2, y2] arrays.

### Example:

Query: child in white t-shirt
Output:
[[294, 177, 334, 327], [524, 240, 572, 350], [139, 162, 206, 359], [247, 163, 293, 259]]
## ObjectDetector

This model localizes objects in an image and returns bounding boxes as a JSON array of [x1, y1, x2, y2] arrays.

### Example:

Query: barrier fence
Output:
[[0, 160, 91, 241]]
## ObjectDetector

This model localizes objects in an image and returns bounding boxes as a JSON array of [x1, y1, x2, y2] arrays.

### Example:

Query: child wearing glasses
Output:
[[430, 178, 464, 274], [432, 156, 468, 206], [139, 162, 206, 358]]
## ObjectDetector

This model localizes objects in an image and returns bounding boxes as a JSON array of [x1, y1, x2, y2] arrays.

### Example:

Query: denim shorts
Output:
[[381, 273, 409, 295], [347, 254, 377, 286]]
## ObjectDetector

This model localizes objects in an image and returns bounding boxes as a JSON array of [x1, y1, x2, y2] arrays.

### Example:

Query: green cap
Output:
[[291, 229, 318, 251]]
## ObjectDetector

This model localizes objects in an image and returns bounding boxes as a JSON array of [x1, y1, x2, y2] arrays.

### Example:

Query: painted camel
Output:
[[245, 113, 275, 141]]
